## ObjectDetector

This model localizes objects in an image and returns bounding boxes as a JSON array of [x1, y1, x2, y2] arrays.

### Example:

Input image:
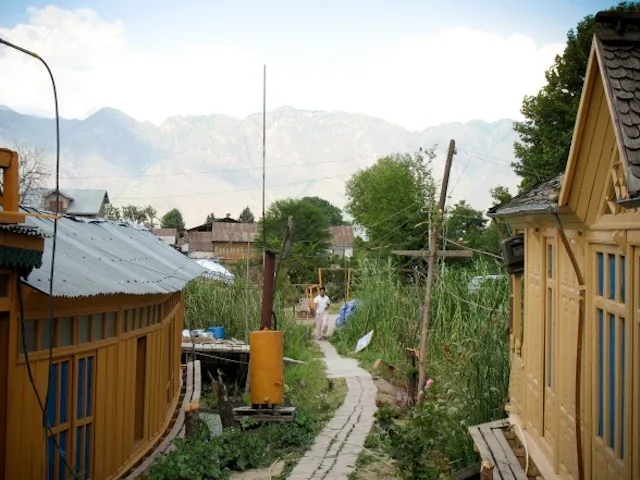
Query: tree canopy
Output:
[[256, 198, 333, 284], [512, 1, 640, 192], [300, 196, 346, 225], [205, 213, 216, 224], [443, 200, 487, 251], [105, 204, 158, 228], [345, 148, 436, 253], [238, 206, 255, 223], [161, 208, 185, 229]]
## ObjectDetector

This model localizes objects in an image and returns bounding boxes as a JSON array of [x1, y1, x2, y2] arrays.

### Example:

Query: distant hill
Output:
[[0, 106, 521, 227]]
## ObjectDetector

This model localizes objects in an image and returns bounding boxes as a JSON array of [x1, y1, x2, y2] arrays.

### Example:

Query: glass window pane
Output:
[[127, 310, 134, 332], [620, 256, 626, 304], [58, 317, 73, 347], [135, 308, 142, 329], [106, 312, 116, 338], [41, 318, 54, 350], [78, 316, 90, 344], [597, 309, 604, 437], [91, 314, 103, 341], [608, 313, 616, 449], [20, 320, 37, 353], [597, 253, 604, 296], [608, 254, 616, 301]]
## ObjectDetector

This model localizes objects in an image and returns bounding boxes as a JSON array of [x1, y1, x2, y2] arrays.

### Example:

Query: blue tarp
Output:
[[336, 300, 360, 327]]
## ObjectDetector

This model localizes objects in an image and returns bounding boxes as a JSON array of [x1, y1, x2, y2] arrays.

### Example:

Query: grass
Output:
[[331, 257, 510, 478], [147, 275, 347, 480]]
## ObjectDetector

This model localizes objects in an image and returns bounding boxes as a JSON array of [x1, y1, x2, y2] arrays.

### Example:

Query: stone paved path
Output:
[[287, 337, 377, 480]]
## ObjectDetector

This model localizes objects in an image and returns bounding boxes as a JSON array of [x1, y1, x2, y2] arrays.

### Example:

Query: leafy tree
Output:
[[205, 213, 216, 224], [238, 206, 255, 223], [256, 198, 332, 284], [512, 1, 640, 192], [481, 186, 515, 255], [300, 197, 346, 225], [443, 200, 487, 250], [120, 205, 157, 228], [161, 208, 185, 229], [103, 204, 121, 220], [345, 148, 437, 254]]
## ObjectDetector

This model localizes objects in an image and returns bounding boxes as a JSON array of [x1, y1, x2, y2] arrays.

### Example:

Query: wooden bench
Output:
[[468, 419, 528, 480], [123, 360, 202, 479]]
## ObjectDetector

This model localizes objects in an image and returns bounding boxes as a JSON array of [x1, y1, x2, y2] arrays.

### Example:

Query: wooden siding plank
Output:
[[124, 361, 195, 479], [104, 345, 116, 477], [569, 76, 605, 213], [586, 124, 616, 226]]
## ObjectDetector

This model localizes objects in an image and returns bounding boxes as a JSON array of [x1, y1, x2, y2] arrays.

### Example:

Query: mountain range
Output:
[[0, 105, 521, 227]]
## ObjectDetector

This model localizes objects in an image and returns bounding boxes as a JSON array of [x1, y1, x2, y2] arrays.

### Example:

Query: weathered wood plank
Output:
[[192, 360, 201, 405], [479, 424, 515, 479], [468, 427, 503, 480], [492, 426, 528, 480]]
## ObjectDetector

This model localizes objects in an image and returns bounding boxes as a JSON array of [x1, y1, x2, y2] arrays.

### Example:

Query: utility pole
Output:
[[417, 139, 456, 402]]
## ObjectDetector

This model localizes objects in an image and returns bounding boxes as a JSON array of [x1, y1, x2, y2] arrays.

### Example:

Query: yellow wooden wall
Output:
[[3, 288, 185, 480], [509, 222, 640, 480]]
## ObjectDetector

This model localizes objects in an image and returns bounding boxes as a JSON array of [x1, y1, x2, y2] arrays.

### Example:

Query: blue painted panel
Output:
[[59, 430, 68, 480], [47, 364, 57, 427], [621, 256, 626, 303], [598, 309, 604, 437], [608, 254, 616, 300], [609, 313, 616, 450], [77, 358, 85, 420], [75, 426, 82, 473], [597, 253, 604, 296], [47, 435, 55, 480], [60, 361, 69, 424], [86, 357, 93, 417], [84, 424, 91, 480]]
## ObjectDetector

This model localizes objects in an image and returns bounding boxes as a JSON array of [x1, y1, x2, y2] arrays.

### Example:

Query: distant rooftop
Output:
[[22, 188, 110, 216]]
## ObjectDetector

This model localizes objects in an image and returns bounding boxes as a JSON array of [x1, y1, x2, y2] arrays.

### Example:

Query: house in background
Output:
[[183, 221, 355, 262], [0, 148, 206, 480], [23, 187, 110, 218], [484, 21, 640, 480], [329, 226, 354, 258], [152, 228, 178, 247]]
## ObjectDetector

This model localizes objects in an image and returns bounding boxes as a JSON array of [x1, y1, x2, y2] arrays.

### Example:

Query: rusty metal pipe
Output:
[[261, 250, 276, 330]]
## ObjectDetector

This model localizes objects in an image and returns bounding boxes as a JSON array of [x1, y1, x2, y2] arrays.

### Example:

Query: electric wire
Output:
[[0, 36, 76, 480]]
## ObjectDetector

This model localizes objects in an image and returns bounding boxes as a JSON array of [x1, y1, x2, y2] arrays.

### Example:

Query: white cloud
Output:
[[0, 6, 564, 129]]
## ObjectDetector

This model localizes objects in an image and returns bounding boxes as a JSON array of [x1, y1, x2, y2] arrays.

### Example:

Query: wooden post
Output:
[[417, 139, 455, 401], [480, 460, 494, 479], [184, 402, 200, 438]]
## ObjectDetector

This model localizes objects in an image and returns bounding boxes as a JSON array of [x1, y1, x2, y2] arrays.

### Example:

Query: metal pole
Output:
[[262, 64, 267, 268], [261, 251, 276, 330]]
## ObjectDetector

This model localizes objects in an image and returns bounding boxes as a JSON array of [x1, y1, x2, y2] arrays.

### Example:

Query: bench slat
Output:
[[468, 426, 503, 480], [479, 424, 515, 479]]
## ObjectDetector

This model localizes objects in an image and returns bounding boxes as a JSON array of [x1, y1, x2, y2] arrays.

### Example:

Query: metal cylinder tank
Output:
[[249, 330, 284, 405]]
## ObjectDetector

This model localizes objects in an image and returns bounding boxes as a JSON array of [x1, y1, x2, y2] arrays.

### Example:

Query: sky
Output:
[[0, 0, 620, 130]]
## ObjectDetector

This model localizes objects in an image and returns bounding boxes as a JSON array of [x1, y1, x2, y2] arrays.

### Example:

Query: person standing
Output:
[[313, 286, 331, 340]]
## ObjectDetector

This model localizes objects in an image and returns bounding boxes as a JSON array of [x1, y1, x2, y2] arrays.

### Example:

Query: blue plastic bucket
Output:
[[207, 326, 225, 339]]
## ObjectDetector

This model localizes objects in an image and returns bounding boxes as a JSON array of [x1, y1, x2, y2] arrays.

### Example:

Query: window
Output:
[[594, 249, 627, 459], [105, 312, 117, 338], [135, 336, 147, 442], [74, 355, 95, 479], [46, 359, 71, 480], [90, 314, 103, 342]]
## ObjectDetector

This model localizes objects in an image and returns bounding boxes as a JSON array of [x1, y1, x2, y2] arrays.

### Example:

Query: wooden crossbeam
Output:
[[391, 249, 474, 258]]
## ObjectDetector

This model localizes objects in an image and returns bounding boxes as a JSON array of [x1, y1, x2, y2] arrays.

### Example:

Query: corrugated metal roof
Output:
[[20, 206, 207, 298], [0, 223, 47, 237]]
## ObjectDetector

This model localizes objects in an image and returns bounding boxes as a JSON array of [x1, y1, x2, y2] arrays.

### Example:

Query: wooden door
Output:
[[591, 246, 630, 480]]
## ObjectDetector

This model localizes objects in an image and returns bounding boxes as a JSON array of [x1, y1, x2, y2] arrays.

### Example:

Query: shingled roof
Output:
[[487, 175, 563, 218]]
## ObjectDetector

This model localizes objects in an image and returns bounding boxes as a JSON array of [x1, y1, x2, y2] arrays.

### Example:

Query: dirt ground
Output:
[[229, 461, 285, 480]]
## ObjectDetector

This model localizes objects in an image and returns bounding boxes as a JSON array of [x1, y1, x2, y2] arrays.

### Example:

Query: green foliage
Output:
[[105, 204, 158, 228], [332, 260, 510, 474], [238, 206, 255, 223], [150, 290, 347, 480], [512, 1, 640, 192], [256, 198, 333, 284], [345, 148, 437, 254], [443, 200, 487, 251], [300, 196, 347, 225], [161, 208, 186, 230], [205, 213, 216, 224]]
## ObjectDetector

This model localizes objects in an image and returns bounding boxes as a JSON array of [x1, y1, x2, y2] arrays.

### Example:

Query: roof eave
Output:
[[488, 204, 558, 218]]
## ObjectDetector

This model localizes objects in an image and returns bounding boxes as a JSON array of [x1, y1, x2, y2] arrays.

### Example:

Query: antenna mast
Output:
[[262, 64, 266, 267]]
